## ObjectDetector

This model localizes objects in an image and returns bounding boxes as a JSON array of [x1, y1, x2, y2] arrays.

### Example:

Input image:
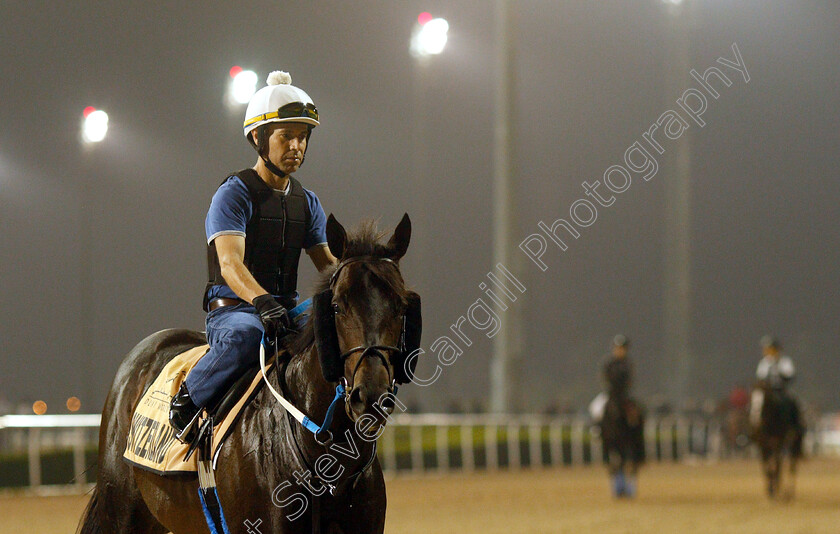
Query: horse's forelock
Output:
[[341, 219, 391, 259]]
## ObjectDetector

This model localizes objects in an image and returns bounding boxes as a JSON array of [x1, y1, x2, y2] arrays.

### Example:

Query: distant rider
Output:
[[751, 336, 803, 434], [603, 335, 633, 411], [601, 335, 645, 498]]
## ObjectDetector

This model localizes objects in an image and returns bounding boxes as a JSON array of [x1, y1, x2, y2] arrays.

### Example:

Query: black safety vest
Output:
[[203, 169, 310, 310]]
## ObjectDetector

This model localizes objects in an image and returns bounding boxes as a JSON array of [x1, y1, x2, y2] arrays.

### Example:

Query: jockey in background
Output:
[[603, 335, 635, 420], [750, 335, 804, 433], [600, 334, 645, 498]]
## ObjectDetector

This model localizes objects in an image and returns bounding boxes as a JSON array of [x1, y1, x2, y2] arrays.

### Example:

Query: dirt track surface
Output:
[[2, 458, 839, 533]]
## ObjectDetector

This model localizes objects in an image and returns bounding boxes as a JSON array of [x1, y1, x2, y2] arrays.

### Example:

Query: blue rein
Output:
[[288, 297, 311, 315], [301, 384, 346, 444]]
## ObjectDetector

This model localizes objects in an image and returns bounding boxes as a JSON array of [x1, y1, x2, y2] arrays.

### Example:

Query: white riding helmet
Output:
[[243, 71, 319, 145]]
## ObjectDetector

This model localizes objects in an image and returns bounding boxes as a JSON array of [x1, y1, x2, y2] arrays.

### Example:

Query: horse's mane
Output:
[[287, 219, 408, 356]]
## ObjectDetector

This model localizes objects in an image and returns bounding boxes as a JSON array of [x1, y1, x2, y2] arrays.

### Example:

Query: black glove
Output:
[[252, 294, 292, 342]]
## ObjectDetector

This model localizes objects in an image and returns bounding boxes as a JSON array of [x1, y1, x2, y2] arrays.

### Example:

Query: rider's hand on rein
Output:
[[253, 294, 293, 344]]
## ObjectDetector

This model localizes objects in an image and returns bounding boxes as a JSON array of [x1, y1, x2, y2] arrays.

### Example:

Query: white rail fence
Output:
[[0, 413, 835, 491], [378, 413, 830, 473], [0, 415, 101, 490]]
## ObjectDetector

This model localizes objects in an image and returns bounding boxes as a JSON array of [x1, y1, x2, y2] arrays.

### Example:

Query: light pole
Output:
[[662, 0, 693, 411], [409, 14, 448, 374], [79, 106, 109, 404], [490, 0, 522, 414]]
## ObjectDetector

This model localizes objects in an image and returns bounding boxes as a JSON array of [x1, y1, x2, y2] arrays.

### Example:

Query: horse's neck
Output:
[[234, 346, 376, 498], [760, 389, 784, 426], [284, 347, 336, 420]]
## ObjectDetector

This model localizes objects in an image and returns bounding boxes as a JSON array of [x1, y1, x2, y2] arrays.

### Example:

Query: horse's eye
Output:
[[332, 303, 341, 315]]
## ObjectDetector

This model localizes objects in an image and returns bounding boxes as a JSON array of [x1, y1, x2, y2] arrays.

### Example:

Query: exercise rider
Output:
[[169, 70, 337, 442]]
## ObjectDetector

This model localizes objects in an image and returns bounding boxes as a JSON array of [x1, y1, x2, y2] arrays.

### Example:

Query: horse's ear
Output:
[[326, 214, 347, 260], [387, 213, 411, 260]]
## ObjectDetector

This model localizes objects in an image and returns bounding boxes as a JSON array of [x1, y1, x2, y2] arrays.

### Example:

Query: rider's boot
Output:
[[169, 383, 203, 444]]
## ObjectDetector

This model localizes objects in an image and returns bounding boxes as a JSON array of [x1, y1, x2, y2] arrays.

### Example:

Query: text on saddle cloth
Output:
[[123, 344, 272, 475]]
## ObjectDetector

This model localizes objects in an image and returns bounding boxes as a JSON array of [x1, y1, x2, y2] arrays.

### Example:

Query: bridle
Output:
[[258, 254, 409, 448], [329, 256, 406, 403]]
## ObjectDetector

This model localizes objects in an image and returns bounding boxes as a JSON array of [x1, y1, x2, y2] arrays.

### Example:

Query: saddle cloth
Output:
[[122, 345, 270, 475]]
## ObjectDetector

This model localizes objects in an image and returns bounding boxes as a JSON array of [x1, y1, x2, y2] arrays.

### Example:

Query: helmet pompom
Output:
[[266, 70, 292, 86]]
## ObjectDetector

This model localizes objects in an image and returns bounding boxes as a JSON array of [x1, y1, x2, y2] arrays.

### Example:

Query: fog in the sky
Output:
[[1, 1, 838, 415]]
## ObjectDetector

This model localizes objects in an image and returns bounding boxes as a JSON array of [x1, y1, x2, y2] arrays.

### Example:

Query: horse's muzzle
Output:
[[345, 380, 396, 422]]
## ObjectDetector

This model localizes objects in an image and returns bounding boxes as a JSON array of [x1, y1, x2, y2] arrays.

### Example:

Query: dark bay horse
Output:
[[78, 214, 421, 533], [752, 381, 803, 500], [600, 396, 645, 498]]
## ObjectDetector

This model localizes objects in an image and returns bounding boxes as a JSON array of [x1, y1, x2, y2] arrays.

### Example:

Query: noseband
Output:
[[330, 256, 404, 403], [339, 344, 400, 400]]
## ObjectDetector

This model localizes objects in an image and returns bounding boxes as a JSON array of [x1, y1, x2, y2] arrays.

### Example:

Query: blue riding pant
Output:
[[184, 303, 264, 408]]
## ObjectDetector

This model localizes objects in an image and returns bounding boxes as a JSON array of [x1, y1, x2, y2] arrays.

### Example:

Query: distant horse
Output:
[[599, 395, 645, 498], [78, 214, 421, 533], [751, 381, 803, 500]]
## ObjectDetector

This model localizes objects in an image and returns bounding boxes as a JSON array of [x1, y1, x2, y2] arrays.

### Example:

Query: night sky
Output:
[[1, 1, 838, 415]]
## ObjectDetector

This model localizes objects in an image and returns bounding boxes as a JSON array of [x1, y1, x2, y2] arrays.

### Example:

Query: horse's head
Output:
[[312, 214, 421, 424]]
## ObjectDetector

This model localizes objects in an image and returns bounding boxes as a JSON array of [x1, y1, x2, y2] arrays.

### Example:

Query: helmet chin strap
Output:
[[256, 125, 288, 178], [260, 153, 288, 178]]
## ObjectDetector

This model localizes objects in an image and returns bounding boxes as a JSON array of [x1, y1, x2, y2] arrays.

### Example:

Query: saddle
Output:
[[123, 345, 272, 475]]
